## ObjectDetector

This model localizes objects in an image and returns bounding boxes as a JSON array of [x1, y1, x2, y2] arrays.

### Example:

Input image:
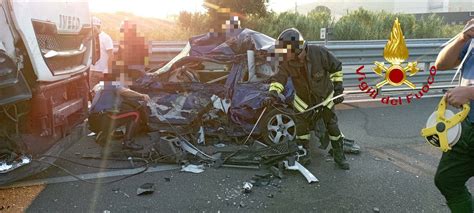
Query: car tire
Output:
[[260, 108, 298, 145]]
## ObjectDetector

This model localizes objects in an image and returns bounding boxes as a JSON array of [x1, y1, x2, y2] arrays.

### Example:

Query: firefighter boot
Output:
[[295, 139, 311, 165], [331, 138, 350, 170]]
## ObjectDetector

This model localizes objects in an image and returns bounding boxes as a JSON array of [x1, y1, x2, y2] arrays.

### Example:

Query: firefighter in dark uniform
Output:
[[265, 28, 349, 170]]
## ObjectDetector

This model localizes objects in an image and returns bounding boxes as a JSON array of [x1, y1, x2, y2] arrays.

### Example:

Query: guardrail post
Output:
[[424, 62, 430, 72], [148, 41, 153, 59]]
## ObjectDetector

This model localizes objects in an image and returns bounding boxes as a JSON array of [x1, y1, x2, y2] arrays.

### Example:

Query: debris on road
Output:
[[250, 174, 273, 186], [213, 143, 226, 148], [283, 161, 319, 184], [136, 183, 155, 196], [270, 165, 284, 179], [242, 182, 253, 193], [197, 126, 205, 145], [181, 164, 205, 174], [113, 188, 130, 198], [0, 155, 31, 174]]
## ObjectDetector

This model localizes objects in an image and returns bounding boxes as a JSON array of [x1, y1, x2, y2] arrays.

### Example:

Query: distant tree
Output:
[[94, 6, 463, 41], [307, 6, 333, 28], [177, 11, 209, 35], [331, 8, 460, 40], [313, 5, 331, 14], [334, 8, 418, 40], [412, 14, 445, 38], [204, 0, 268, 30], [178, 11, 192, 30]]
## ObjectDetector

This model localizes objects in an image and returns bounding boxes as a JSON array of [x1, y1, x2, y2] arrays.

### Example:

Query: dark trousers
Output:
[[88, 111, 140, 142], [435, 120, 474, 212], [320, 107, 341, 138], [296, 107, 341, 147]]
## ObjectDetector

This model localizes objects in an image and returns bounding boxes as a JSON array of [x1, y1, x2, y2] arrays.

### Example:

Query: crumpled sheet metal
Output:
[[0, 155, 31, 174], [181, 164, 205, 174], [284, 161, 319, 184]]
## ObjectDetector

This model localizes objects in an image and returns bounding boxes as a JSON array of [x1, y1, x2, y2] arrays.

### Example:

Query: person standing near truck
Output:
[[114, 20, 149, 79], [90, 17, 114, 88]]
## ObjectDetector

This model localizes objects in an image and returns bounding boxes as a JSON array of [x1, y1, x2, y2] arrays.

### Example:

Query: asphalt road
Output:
[[1, 97, 471, 212]]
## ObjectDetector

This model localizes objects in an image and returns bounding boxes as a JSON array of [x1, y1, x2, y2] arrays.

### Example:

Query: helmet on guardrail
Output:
[[277, 28, 306, 57]]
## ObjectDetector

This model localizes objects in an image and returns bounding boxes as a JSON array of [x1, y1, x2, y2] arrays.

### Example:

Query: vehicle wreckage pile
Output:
[[1, 28, 359, 185], [90, 28, 359, 183]]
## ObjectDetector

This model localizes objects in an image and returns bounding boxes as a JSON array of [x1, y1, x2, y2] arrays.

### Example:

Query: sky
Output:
[[88, 0, 318, 18]]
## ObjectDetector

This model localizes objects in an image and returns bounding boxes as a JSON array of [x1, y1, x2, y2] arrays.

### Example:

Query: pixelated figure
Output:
[[209, 14, 241, 39], [266, 34, 306, 63], [267, 48, 286, 62], [275, 34, 306, 61], [114, 20, 149, 80], [222, 16, 241, 34], [90, 17, 114, 88], [88, 68, 151, 151]]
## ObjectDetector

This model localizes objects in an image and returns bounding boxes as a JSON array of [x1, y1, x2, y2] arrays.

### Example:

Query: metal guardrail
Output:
[[115, 38, 449, 69], [115, 38, 457, 102], [142, 38, 450, 67]]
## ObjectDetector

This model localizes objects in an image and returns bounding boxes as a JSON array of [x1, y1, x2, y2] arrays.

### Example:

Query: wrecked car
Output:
[[136, 28, 299, 147], [134, 28, 358, 161]]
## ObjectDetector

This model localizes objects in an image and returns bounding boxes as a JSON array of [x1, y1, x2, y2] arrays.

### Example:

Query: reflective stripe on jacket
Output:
[[269, 44, 343, 110]]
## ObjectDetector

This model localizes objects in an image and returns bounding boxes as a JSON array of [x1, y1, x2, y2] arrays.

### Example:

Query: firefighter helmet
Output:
[[277, 28, 306, 55]]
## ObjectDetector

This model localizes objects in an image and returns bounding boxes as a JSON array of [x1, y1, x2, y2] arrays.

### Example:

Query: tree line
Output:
[[97, 0, 464, 41], [179, 7, 463, 41]]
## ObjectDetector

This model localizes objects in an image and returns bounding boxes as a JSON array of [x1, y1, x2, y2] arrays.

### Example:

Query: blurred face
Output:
[[117, 72, 133, 86], [120, 21, 141, 40], [275, 41, 303, 61], [221, 16, 241, 33]]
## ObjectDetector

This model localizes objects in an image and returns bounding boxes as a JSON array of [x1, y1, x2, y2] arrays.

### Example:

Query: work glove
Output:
[[333, 82, 344, 105], [333, 89, 344, 105], [263, 90, 281, 106]]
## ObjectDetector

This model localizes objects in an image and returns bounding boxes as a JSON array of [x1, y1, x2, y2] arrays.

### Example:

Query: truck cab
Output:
[[0, 0, 93, 184]]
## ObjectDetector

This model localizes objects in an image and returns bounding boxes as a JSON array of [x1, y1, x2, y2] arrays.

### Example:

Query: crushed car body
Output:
[[136, 28, 297, 142]]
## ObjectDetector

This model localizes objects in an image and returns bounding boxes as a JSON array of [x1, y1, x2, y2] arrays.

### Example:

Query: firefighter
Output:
[[264, 28, 349, 170], [433, 18, 474, 212]]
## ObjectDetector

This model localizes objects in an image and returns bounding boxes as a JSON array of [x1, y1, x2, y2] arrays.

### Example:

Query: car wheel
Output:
[[261, 108, 297, 145]]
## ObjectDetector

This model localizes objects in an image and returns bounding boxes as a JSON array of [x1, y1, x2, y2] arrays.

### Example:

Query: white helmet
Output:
[[92, 16, 101, 26]]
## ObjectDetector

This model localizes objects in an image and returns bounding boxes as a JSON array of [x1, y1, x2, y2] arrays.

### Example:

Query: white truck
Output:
[[0, 0, 94, 184]]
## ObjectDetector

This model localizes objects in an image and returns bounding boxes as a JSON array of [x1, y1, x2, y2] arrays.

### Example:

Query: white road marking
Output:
[[1, 164, 179, 189]]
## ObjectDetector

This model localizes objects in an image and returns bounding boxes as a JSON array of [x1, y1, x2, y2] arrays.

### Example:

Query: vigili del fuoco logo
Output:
[[355, 18, 437, 106]]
